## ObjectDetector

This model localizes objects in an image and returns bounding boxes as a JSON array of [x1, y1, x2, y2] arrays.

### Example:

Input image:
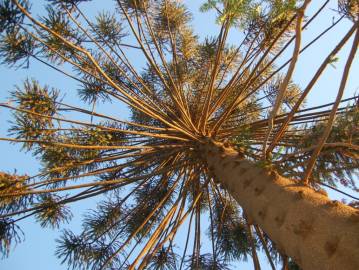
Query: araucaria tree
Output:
[[0, 0, 359, 269]]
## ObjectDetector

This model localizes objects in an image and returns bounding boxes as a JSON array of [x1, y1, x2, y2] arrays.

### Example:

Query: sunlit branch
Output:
[[303, 27, 359, 184], [267, 21, 359, 153], [262, 0, 310, 159]]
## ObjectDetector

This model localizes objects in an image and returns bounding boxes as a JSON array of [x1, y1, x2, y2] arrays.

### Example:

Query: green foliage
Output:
[[11, 79, 59, 117], [146, 247, 179, 270], [0, 0, 29, 33], [200, 0, 254, 25], [40, 6, 80, 63], [176, 28, 198, 61], [125, 177, 173, 238], [155, 1, 192, 33], [35, 194, 73, 228], [231, 125, 252, 148], [56, 229, 122, 270], [200, 0, 299, 28], [256, 159, 275, 171], [77, 57, 125, 104], [34, 125, 125, 180], [211, 198, 252, 261], [0, 172, 30, 212], [0, 218, 24, 258], [264, 76, 303, 110], [0, 27, 35, 67], [92, 12, 126, 46], [185, 253, 231, 269], [9, 79, 59, 148], [242, 0, 299, 50], [296, 106, 359, 187], [55, 196, 128, 269], [121, 0, 150, 12], [328, 55, 340, 69], [46, 0, 92, 10], [77, 79, 112, 103], [82, 197, 123, 239]]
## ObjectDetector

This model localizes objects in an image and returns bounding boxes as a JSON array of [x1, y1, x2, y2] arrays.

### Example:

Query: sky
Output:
[[0, 0, 358, 269]]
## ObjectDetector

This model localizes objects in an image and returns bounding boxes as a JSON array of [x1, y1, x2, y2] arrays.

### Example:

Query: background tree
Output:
[[0, 0, 358, 269]]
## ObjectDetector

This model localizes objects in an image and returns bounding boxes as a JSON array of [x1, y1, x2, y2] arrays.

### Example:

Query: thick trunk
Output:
[[201, 140, 359, 270]]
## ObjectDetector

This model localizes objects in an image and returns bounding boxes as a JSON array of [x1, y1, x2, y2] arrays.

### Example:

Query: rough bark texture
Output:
[[201, 140, 359, 270]]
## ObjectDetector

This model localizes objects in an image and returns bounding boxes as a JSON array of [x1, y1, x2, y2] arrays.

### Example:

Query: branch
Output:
[[303, 27, 359, 184]]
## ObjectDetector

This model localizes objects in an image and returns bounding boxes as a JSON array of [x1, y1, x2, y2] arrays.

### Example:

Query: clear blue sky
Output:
[[0, 1, 358, 269]]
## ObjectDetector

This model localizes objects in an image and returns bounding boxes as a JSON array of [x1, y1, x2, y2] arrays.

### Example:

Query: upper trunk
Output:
[[201, 139, 359, 270]]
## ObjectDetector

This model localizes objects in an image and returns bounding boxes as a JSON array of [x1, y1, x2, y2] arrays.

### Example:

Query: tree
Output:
[[0, 0, 358, 269]]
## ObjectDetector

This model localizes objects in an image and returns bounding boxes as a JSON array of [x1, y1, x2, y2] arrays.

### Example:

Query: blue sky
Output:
[[0, 0, 358, 269]]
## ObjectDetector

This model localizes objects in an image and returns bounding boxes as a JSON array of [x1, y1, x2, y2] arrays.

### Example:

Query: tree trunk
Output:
[[201, 140, 359, 270]]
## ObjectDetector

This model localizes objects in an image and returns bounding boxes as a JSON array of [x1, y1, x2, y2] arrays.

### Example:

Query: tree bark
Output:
[[201, 140, 359, 270]]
